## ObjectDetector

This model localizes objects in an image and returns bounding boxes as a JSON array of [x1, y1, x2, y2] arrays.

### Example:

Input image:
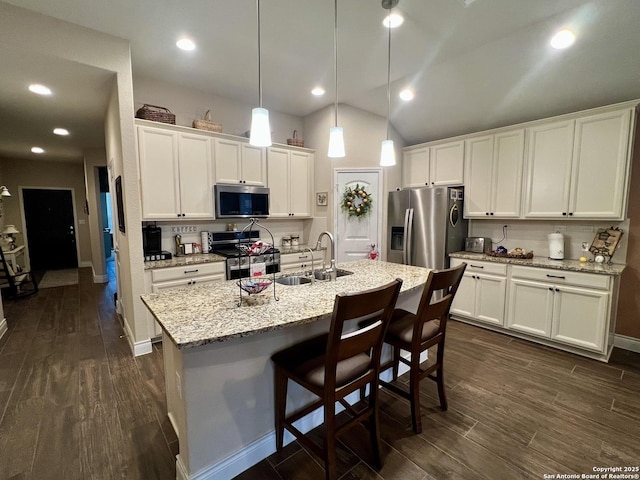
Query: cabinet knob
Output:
[[425, 183, 429, 186], [549, 287, 553, 291], [485, 212, 489, 216], [568, 212, 573, 216], [490, 212, 494, 215], [562, 212, 567, 216], [555, 288, 560, 292]]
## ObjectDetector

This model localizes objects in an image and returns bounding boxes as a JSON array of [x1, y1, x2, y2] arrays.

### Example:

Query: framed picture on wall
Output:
[[316, 192, 328, 206], [115, 176, 126, 233]]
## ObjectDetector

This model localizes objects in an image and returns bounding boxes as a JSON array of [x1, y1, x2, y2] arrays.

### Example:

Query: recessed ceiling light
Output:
[[31, 146, 45, 154], [550, 30, 575, 49], [53, 128, 69, 136], [176, 37, 196, 51], [311, 87, 325, 96], [28, 84, 52, 96], [399, 89, 414, 101], [383, 13, 404, 28]]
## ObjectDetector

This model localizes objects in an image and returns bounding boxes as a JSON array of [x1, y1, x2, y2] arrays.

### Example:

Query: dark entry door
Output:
[[23, 188, 78, 270]]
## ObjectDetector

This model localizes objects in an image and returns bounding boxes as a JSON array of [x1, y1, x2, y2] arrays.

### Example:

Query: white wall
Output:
[[83, 149, 108, 282], [469, 219, 629, 262], [134, 76, 304, 145]]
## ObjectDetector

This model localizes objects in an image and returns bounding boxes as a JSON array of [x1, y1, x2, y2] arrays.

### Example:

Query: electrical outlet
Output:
[[553, 225, 567, 232], [176, 371, 182, 399]]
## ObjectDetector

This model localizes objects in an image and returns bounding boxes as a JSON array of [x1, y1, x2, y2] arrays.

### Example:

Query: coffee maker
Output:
[[142, 224, 171, 261]]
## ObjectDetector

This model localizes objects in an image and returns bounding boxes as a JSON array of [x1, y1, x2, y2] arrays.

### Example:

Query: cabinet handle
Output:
[[546, 274, 565, 279], [299, 255, 308, 259], [470, 264, 484, 269], [184, 269, 199, 274]]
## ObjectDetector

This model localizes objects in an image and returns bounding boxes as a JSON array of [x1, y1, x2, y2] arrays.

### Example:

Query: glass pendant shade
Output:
[[328, 126, 345, 158], [249, 107, 272, 147], [380, 139, 396, 166]]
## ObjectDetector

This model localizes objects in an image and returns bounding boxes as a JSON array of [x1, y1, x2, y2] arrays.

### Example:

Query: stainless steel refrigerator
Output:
[[387, 186, 468, 269]]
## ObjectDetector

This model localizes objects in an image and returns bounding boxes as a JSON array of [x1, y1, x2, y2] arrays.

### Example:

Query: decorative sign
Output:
[[589, 227, 623, 259]]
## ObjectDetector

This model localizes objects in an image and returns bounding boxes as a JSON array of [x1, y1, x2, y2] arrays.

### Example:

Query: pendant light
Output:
[[327, 0, 345, 158], [249, 0, 272, 147], [380, 0, 398, 167]]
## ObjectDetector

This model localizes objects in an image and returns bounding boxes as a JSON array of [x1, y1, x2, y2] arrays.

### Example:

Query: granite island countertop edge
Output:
[[141, 259, 430, 350]]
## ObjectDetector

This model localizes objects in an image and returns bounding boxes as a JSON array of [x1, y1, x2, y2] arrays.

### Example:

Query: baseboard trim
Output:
[[614, 334, 640, 353], [122, 315, 153, 357], [175, 360, 413, 480], [91, 265, 108, 284], [0, 318, 7, 341]]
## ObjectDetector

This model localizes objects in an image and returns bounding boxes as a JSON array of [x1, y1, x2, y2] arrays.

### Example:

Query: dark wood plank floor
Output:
[[0, 261, 177, 480], [1, 264, 639, 480]]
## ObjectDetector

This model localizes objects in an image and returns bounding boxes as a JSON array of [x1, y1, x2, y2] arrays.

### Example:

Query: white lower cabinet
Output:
[[145, 262, 225, 337], [279, 250, 324, 273], [450, 258, 617, 359], [507, 265, 610, 353], [450, 259, 506, 326]]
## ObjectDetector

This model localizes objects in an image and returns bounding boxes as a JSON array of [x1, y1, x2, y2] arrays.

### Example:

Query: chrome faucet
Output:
[[303, 247, 315, 284], [316, 231, 337, 281]]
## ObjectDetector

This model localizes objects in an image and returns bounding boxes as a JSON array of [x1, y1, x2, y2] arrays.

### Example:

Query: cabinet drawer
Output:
[[451, 258, 507, 276], [511, 265, 610, 290], [152, 274, 223, 292], [151, 261, 225, 283]]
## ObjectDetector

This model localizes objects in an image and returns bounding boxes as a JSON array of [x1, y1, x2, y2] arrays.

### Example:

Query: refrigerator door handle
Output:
[[405, 208, 414, 265], [402, 208, 410, 264]]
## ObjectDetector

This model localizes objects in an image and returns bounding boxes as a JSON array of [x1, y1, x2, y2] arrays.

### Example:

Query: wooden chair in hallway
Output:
[[379, 263, 466, 434], [271, 278, 403, 480], [0, 247, 38, 299]]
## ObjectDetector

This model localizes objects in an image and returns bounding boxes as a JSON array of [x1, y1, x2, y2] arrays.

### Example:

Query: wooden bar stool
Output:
[[271, 278, 402, 480], [379, 263, 466, 433]]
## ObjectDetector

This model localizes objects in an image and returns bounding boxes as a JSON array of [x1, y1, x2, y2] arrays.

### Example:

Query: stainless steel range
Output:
[[209, 231, 280, 280]]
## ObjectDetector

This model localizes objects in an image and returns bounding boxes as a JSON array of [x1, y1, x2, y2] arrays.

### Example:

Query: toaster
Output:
[[465, 237, 492, 254]]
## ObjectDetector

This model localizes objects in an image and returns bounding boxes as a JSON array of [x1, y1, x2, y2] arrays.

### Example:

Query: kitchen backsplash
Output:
[[146, 217, 327, 253], [469, 219, 630, 263]]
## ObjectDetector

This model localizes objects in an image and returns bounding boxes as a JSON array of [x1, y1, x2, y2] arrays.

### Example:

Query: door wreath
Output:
[[341, 183, 373, 219]]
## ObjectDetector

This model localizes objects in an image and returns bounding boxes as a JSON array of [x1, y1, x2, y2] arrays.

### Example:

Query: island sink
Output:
[[275, 275, 313, 285], [313, 268, 353, 280]]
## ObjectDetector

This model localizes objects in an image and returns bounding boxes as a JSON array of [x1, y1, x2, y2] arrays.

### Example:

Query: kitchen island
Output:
[[141, 259, 431, 480]]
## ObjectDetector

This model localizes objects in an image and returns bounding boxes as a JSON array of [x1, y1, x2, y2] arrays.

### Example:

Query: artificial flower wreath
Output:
[[341, 183, 373, 219]]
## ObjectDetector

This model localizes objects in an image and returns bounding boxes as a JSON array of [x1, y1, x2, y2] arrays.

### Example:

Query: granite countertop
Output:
[[449, 251, 626, 276], [141, 259, 431, 350], [143, 253, 226, 270]]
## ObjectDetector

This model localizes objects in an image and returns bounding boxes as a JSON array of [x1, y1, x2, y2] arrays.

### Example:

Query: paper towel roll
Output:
[[548, 232, 564, 260], [201, 231, 213, 253]]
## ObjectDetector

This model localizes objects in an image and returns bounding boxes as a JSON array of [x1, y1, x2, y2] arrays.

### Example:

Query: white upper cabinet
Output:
[[402, 140, 464, 188], [213, 138, 266, 186], [569, 109, 632, 219], [402, 148, 429, 187], [464, 130, 524, 218], [524, 107, 633, 220], [267, 147, 313, 218], [138, 126, 213, 220], [523, 119, 575, 218], [430, 140, 465, 186]]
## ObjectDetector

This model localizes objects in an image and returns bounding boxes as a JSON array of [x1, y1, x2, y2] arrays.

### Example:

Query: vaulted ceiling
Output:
[[1, 0, 640, 163]]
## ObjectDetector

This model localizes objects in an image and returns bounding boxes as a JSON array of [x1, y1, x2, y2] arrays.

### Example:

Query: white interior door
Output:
[[334, 169, 382, 264]]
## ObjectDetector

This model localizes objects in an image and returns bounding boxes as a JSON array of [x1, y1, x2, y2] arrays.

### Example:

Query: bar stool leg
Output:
[[274, 365, 288, 450], [368, 382, 383, 469], [409, 352, 423, 434], [436, 344, 448, 411], [325, 402, 337, 480]]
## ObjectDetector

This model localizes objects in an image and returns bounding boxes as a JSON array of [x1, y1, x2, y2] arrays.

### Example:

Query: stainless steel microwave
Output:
[[214, 184, 270, 219]]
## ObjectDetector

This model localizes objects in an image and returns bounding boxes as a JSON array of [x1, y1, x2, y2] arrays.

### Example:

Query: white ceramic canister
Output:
[[291, 234, 299, 246], [548, 232, 564, 260]]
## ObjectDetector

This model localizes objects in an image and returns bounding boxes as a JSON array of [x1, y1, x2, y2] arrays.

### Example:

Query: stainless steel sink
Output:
[[313, 269, 354, 281], [275, 275, 313, 286]]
